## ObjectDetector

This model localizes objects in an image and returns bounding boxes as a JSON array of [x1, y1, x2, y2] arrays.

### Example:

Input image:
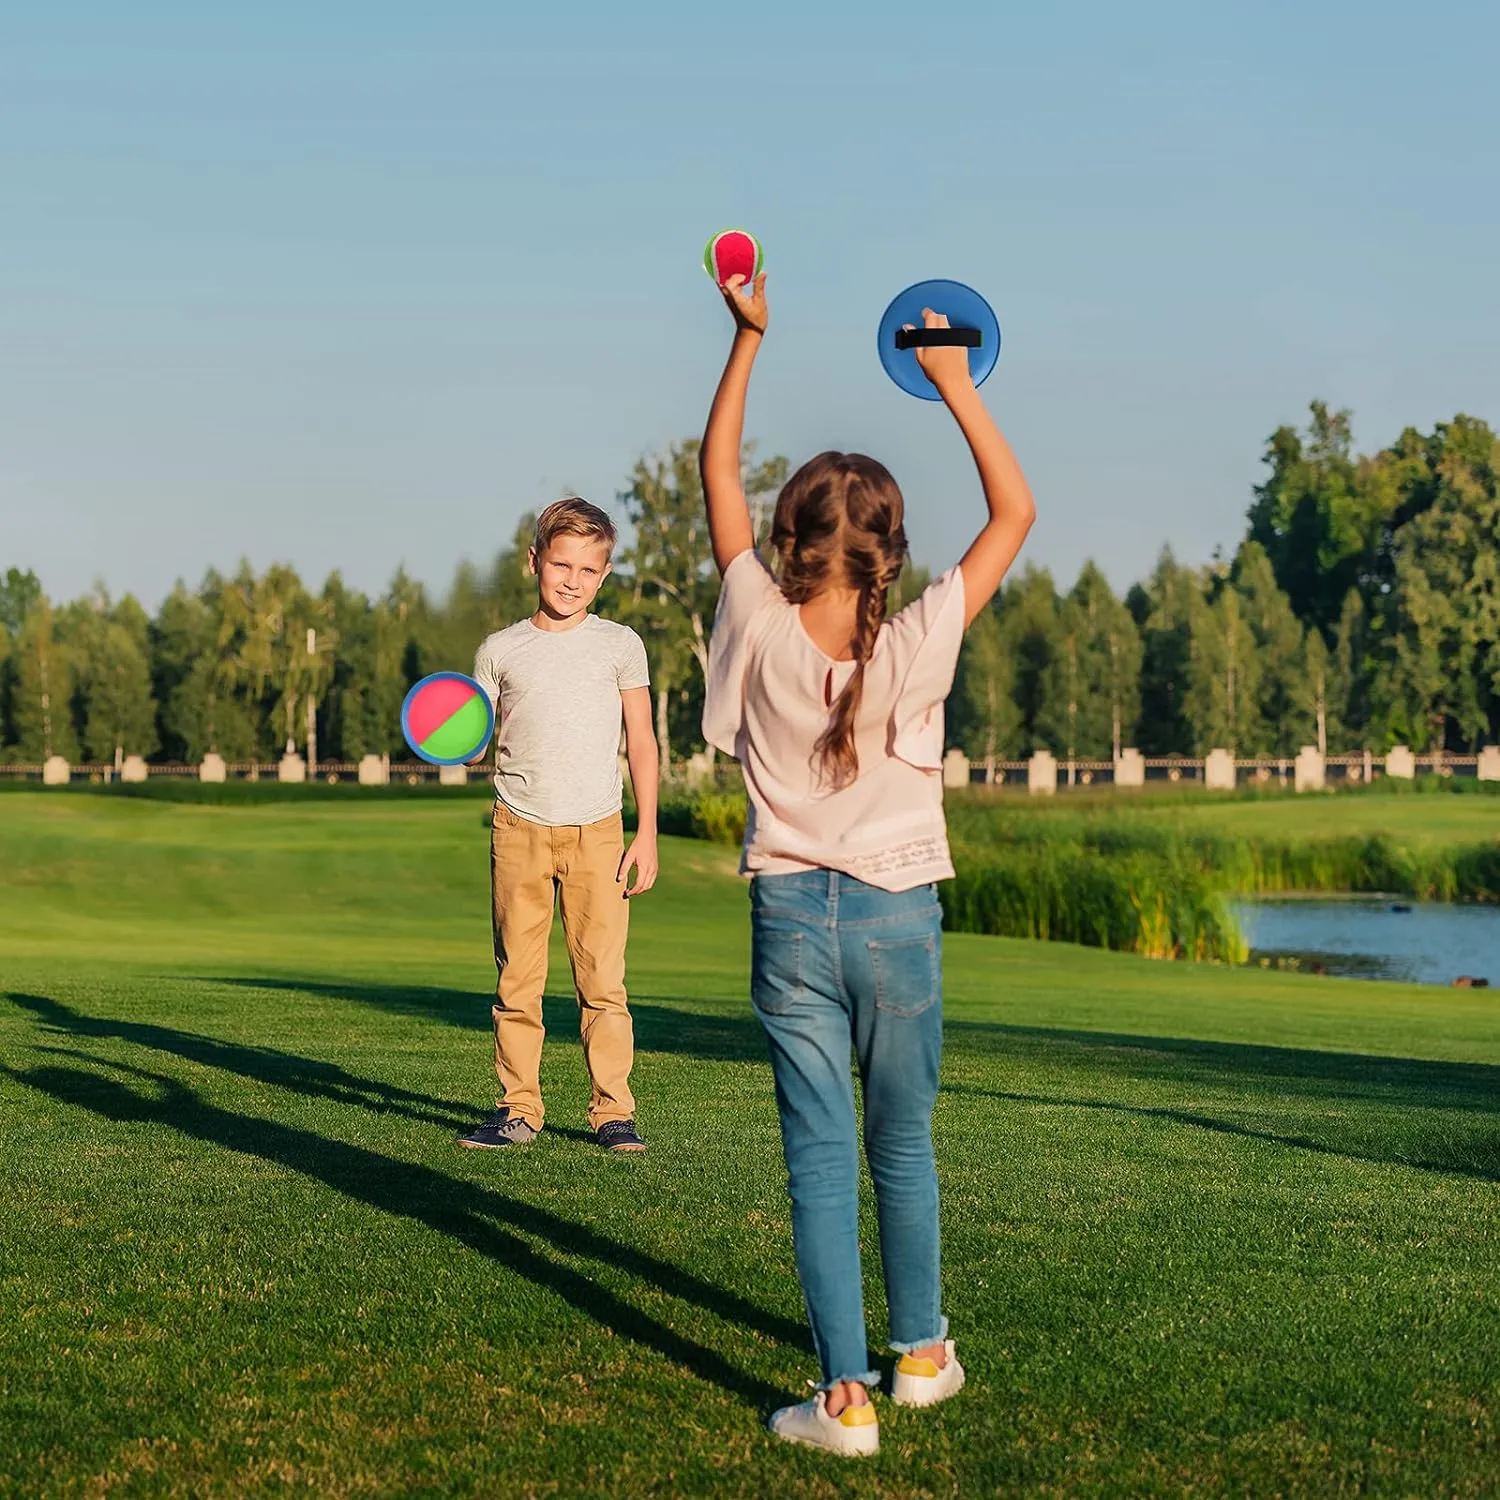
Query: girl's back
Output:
[[705, 549, 966, 889]]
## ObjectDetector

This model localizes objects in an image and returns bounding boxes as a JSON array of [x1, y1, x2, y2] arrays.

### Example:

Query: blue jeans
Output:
[[749, 869, 948, 1390]]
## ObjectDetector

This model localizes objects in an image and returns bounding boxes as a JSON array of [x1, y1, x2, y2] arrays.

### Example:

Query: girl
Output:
[[699, 270, 1036, 1457]]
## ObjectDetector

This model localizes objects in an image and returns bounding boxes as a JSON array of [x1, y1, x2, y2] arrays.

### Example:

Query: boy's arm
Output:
[[467, 642, 500, 765], [618, 686, 659, 897], [700, 273, 768, 575]]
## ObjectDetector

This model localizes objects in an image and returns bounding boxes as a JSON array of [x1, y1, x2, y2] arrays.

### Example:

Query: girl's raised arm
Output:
[[699, 272, 768, 575], [913, 310, 1037, 626]]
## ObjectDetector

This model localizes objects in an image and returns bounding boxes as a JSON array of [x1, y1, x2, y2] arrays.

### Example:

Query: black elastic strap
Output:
[[894, 327, 981, 349]]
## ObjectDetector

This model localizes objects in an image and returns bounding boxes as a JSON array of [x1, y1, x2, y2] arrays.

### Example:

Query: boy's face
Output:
[[529, 532, 613, 621]]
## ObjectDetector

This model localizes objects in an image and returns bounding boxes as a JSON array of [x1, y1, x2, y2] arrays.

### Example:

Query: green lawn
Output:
[[951, 781, 1500, 848], [2, 793, 1497, 1497]]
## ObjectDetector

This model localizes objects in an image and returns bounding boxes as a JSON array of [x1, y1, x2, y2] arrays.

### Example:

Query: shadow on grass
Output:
[[7, 990, 474, 1130], [2, 991, 809, 1409], [204, 976, 771, 1064], [945, 1019, 1500, 1116], [204, 977, 1500, 1129], [944, 1084, 1500, 1183]]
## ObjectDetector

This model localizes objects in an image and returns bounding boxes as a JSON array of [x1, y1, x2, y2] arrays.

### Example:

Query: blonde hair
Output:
[[533, 496, 617, 558], [769, 452, 909, 790]]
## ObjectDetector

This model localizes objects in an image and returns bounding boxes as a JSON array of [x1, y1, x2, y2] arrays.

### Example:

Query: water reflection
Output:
[[1233, 898, 1499, 987]]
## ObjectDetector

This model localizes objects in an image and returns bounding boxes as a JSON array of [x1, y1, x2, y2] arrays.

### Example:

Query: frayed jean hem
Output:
[[814, 1368, 882, 1392], [889, 1316, 949, 1355]]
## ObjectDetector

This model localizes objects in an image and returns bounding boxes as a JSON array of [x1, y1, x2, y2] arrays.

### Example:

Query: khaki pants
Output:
[[490, 801, 635, 1131]]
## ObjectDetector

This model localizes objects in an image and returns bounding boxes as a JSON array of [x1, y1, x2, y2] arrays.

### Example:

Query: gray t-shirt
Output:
[[472, 615, 651, 826]]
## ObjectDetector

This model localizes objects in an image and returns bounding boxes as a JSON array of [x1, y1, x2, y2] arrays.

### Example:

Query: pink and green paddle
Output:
[[401, 673, 495, 766]]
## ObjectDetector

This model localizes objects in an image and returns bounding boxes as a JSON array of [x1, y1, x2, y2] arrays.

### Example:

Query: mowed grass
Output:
[[951, 782, 1500, 849], [2, 793, 1498, 1498]]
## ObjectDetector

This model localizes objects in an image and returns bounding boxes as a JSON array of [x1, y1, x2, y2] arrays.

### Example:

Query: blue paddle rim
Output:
[[400, 671, 496, 767], [878, 279, 1001, 400]]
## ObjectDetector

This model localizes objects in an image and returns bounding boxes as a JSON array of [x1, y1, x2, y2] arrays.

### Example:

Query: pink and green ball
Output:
[[703, 229, 764, 288]]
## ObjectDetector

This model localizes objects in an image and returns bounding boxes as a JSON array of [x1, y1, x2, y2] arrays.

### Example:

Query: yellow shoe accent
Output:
[[838, 1403, 878, 1428], [897, 1355, 941, 1379]]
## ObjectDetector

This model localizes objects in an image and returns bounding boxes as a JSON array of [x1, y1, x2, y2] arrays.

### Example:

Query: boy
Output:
[[458, 496, 659, 1153]]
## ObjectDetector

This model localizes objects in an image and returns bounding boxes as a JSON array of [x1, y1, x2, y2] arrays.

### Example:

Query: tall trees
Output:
[[995, 565, 1061, 755], [1369, 415, 1500, 752], [79, 593, 159, 765], [1232, 542, 1306, 756], [1184, 578, 1261, 755], [952, 603, 1017, 770], [1247, 401, 1385, 636], [1129, 549, 1197, 756], [4, 404, 1498, 770], [11, 596, 78, 762]]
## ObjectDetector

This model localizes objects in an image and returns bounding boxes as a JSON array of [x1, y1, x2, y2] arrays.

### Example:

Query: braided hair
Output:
[[769, 452, 909, 790]]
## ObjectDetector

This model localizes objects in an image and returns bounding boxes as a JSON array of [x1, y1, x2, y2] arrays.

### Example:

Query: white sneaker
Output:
[[768, 1391, 879, 1457], [890, 1340, 966, 1408]]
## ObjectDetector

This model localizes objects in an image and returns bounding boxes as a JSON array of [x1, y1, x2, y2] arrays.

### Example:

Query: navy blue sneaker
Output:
[[596, 1118, 646, 1153], [458, 1109, 539, 1149]]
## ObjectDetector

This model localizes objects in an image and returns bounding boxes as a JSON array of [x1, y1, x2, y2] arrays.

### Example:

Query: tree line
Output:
[[2, 406, 1497, 772]]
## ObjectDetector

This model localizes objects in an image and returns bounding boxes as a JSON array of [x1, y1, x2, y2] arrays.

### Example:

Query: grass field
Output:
[[947, 783, 1500, 848], [2, 792, 1498, 1497]]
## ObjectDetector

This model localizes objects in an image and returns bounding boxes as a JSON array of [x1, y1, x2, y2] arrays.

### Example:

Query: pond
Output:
[[1233, 898, 1500, 987]]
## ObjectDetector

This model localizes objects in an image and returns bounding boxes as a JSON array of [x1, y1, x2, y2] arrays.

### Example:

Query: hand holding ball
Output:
[[703, 228, 763, 288], [705, 228, 768, 334]]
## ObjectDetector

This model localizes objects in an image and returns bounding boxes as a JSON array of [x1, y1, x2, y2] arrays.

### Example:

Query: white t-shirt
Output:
[[702, 550, 967, 892], [473, 615, 650, 826]]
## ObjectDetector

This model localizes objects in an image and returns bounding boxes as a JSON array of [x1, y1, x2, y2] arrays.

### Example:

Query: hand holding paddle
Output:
[[905, 309, 974, 398], [722, 271, 769, 335]]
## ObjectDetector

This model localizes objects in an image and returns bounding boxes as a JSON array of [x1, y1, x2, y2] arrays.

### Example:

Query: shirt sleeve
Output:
[[616, 628, 651, 691], [701, 548, 785, 758], [472, 635, 502, 717], [884, 567, 967, 770]]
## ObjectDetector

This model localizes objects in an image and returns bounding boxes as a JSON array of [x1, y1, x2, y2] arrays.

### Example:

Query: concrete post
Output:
[[1204, 749, 1236, 790], [1478, 746, 1500, 782], [1385, 746, 1415, 780], [1114, 749, 1146, 788], [277, 753, 307, 784], [121, 755, 148, 784], [357, 754, 389, 786], [1294, 746, 1325, 792], [42, 756, 70, 786], [942, 749, 971, 789], [1028, 750, 1058, 797], [199, 753, 227, 783], [438, 764, 468, 786]]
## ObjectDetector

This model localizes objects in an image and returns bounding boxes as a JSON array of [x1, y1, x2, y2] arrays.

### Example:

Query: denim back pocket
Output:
[[750, 925, 806, 1016], [869, 932, 939, 1017]]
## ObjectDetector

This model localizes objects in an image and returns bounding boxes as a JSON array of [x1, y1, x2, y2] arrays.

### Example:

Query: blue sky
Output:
[[3, 0, 1497, 610]]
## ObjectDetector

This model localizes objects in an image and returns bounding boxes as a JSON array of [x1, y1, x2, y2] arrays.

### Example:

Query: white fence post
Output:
[[1114, 748, 1145, 788], [1204, 748, 1236, 790], [1385, 745, 1415, 779], [942, 749, 971, 789], [1028, 750, 1058, 797], [357, 754, 389, 786], [1294, 746, 1325, 792]]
